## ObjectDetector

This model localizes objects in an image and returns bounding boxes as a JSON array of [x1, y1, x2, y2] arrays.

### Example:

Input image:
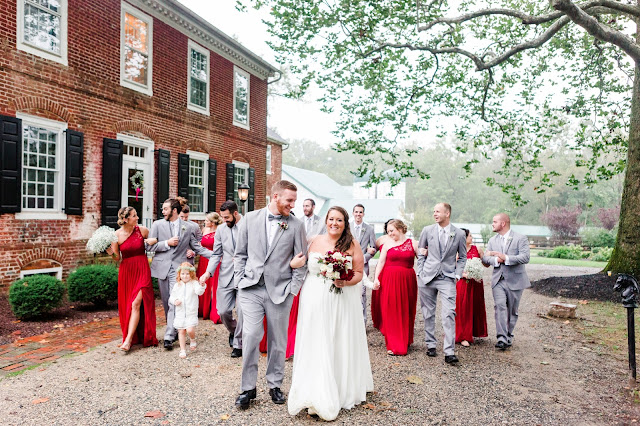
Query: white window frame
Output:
[[233, 66, 250, 130], [15, 113, 67, 220], [187, 150, 208, 220], [20, 266, 63, 280], [16, 0, 68, 66], [233, 160, 249, 214], [187, 40, 210, 116], [266, 145, 272, 175], [120, 2, 153, 96]]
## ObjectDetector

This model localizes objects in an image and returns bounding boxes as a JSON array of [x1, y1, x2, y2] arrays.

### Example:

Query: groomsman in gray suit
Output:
[[416, 203, 466, 364], [199, 200, 243, 358], [482, 213, 531, 350], [148, 198, 213, 350], [350, 204, 377, 322], [302, 198, 325, 238], [234, 180, 307, 409]]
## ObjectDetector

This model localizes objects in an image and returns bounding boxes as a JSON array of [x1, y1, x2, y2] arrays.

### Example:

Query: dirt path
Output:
[[0, 264, 637, 425]]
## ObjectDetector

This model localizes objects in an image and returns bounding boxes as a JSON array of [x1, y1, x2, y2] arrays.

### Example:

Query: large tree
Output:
[[246, 0, 639, 274]]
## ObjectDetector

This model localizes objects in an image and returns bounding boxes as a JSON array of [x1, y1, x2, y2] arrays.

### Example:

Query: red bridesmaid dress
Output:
[[455, 245, 488, 343], [378, 239, 418, 355], [371, 244, 384, 330], [260, 296, 298, 357], [117, 226, 158, 347], [196, 231, 221, 323]]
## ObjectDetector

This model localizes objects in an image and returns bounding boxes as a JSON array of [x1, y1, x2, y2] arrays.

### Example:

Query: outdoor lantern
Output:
[[238, 182, 250, 203]]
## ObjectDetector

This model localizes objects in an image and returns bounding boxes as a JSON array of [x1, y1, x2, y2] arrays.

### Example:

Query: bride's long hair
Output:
[[325, 206, 354, 253]]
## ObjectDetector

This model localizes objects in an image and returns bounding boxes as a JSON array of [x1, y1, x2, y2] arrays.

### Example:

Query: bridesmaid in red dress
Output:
[[107, 207, 158, 351], [373, 219, 418, 356], [455, 228, 488, 346], [195, 212, 222, 323], [372, 220, 393, 331]]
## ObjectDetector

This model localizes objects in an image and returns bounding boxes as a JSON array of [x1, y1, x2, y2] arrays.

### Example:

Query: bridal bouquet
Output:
[[86, 226, 117, 254], [464, 257, 484, 282], [317, 250, 354, 294]]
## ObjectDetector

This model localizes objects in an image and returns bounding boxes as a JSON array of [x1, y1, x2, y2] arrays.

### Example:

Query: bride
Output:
[[288, 206, 374, 421]]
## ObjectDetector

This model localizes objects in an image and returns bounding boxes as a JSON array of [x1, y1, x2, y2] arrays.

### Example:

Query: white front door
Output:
[[119, 135, 154, 229]]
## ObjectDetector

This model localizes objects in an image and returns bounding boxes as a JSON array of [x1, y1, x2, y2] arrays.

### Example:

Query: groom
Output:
[[234, 180, 307, 409]]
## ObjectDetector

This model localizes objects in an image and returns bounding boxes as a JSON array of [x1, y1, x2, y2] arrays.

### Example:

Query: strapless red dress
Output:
[[117, 226, 158, 347], [378, 239, 417, 355], [455, 245, 488, 343], [371, 244, 383, 330], [196, 232, 221, 323]]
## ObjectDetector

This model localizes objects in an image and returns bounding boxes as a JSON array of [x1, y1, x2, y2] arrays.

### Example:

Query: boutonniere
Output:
[[181, 225, 186, 233], [449, 231, 456, 239], [277, 221, 288, 230], [506, 236, 513, 242]]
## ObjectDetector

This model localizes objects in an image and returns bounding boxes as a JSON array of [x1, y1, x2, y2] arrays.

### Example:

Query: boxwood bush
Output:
[[544, 245, 584, 260], [9, 275, 65, 319], [581, 228, 616, 248], [67, 264, 118, 306]]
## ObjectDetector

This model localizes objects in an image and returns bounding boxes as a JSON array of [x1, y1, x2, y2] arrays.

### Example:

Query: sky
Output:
[[176, 0, 340, 147]]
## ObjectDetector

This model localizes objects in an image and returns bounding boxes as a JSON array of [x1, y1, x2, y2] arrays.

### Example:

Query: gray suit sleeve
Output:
[[416, 227, 428, 271], [290, 223, 309, 294], [189, 228, 213, 258], [234, 216, 249, 287], [146, 222, 169, 253], [206, 230, 224, 275], [455, 232, 467, 278], [482, 238, 496, 266], [363, 227, 377, 263]]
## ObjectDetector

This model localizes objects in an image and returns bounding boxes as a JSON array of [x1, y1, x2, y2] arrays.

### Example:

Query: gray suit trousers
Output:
[[419, 276, 456, 356], [238, 282, 293, 391], [158, 266, 178, 341], [217, 284, 243, 349], [492, 280, 523, 345]]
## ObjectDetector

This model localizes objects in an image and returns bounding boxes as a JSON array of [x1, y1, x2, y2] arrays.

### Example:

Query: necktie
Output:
[[439, 228, 447, 255], [306, 217, 311, 232], [501, 235, 506, 253], [268, 213, 282, 221]]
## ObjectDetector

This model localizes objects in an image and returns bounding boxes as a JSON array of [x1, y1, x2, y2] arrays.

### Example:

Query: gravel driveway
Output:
[[1, 264, 638, 425]]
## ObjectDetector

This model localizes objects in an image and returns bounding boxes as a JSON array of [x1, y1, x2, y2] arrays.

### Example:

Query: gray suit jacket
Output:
[[350, 221, 377, 274], [304, 214, 326, 238], [416, 224, 467, 286], [147, 218, 213, 280], [205, 219, 240, 289], [234, 208, 308, 304], [482, 230, 531, 290]]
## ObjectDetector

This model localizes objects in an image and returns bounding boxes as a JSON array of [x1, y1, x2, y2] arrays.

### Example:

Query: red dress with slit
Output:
[[118, 226, 158, 347], [196, 231, 221, 323]]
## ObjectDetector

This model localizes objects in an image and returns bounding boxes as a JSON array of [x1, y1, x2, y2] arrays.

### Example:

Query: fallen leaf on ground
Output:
[[32, 398, 49, 404], [11, 330, 21, 336], [363, 403, 376, 410], [53, 324, 64, 328], [180, 372, 192, 378], [144, 410, 165, 419], [406, 375, 423, 384], [11, 320, 20, 323], [220, 414, 230, 420], [563, 320, 570, 324], [541, 361, 549, 365], [579, 300, 588, 305], [161, 421, 170, 425]]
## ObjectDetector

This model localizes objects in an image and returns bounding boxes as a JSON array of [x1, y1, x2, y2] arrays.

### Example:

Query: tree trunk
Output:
[[606, 63, 640, 275]]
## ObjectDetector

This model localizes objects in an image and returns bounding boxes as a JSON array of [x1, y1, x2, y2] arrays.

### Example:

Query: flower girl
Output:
[[169, 262, 206, 358]]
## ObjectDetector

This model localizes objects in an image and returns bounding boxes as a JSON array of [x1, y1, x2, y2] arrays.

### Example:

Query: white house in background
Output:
[[319, 198, 405, 236], [282, 165, 351, 217], [353, 169, 406, 205]]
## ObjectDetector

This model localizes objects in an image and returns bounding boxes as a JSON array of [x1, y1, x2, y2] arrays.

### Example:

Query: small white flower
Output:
[[449, 231, 456, 239]]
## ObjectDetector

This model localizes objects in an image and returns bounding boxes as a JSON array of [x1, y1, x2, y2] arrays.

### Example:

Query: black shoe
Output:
[[444, 355, 459, 365], [495, 341, 508, 351], [230, 348, 242, 358], [163, 339, 173, 350], [426, 348, 437, 357], [269, 387, 286, 405], [229, 332, 234, 348], [235, 389, 257, 409]]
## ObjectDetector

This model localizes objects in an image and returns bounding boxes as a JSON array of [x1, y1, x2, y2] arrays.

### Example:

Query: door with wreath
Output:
[[121, 141, 153, 229]]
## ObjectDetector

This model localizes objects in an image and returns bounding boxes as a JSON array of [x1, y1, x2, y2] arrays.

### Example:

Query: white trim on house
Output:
[[119, 133, 154, 228], [233, 66, 250, 130], [186, 149, 209, 219], [120, 2, 154, 96], [16, 0, 68, 66], [20, 266, 63, 280], [187, 39, 210, 116], [266, 144, 272, 175], [15, 113, 67, 220]]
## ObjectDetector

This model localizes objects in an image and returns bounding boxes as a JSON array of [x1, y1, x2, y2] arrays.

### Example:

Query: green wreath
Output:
[[129, 170, 144, 201]]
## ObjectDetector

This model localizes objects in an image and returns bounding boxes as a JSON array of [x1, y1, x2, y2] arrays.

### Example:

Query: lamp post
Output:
[[614, 273, 639, 388], [238, 182, 250, 212]]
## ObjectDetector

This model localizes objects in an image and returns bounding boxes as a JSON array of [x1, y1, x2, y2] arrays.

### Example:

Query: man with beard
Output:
[[200, 200, 244, 357], [302, 198, 325, 238]]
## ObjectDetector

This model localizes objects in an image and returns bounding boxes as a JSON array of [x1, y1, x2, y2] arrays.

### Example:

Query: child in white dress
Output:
[[169, 262, 206, 359]]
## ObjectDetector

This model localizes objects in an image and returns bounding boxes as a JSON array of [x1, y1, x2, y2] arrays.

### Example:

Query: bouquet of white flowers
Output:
[[86, 226, 117, 254], [463, 257, 484, 282]]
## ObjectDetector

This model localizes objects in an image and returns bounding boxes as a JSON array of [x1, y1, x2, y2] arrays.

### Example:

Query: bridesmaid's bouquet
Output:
[[317, 250, 354, 294], [86, 226, 117, 254], [464, 257, 484, 282]]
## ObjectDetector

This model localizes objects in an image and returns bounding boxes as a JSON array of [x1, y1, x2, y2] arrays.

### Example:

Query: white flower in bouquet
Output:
[[333, 252, 344, 261], [86, 226, 117, 254], [464, 258, 484, 282]]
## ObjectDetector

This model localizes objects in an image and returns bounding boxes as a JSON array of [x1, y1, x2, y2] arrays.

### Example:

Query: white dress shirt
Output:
[[164, 218, 181, 250], [494, 229, 512, 267], [266, 209, 281, 248]]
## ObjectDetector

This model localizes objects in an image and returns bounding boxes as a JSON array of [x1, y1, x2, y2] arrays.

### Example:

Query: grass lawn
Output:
[[574, 300, 640, 357], [529, 256, 607, 269]]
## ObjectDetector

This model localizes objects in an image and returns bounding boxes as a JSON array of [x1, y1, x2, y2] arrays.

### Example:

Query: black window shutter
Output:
[[157, 149, 170, 219], [64, 129, 84, 215], [0, 115, 22, 213], [248, 167, 255, 212], [207, 159, 217, 212], [225, 163, 235, 202], [101, 138, 123, 228], [178, 153, 189, 200]]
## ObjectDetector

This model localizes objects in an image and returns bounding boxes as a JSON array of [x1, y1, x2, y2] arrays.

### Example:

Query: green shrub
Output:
[[581, 228, 616, 248], [152, 277, 161, 299], [538, 250, 548, 257], [590, 247, 614, 262], [67, 264, 118, 306], [9, 275, 65, 319], [545, 245, 584, 260]]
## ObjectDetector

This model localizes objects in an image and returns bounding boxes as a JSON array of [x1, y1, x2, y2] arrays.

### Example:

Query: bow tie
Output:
[[268, 214, 283, 221]]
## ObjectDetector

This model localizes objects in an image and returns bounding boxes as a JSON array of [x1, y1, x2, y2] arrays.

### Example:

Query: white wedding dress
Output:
[[288, 252, 374, 421]]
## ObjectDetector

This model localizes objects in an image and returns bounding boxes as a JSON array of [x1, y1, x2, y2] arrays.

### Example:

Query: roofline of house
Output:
[[128, 0, 279, 80], [267, 135, 288, 146]]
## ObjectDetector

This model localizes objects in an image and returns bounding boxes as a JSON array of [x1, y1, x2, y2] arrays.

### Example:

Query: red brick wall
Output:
[[0, 0, 274, 291]]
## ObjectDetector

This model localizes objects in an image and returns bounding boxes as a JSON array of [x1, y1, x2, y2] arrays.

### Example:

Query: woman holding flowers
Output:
[[288, 206, 374, 421], [455, 228, 488, 346], [107, 206, 158, 351], [373, 219, 418, 356]]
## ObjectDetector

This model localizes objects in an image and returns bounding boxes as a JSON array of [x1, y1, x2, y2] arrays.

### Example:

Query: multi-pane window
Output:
[[233, 67, 250, 128], [188, 158, 205, 213], [121, 4, 153, 95], [17, 0, 67, 64], [188, 41, 209, 114], [233, 163, 248, 214], [22, 125, 60, 210]]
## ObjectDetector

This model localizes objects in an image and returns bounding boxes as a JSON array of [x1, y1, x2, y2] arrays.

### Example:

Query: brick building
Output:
[[0, 0, 283, 290]]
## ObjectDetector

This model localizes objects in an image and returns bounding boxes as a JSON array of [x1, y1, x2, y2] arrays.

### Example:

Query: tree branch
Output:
[[552, 0, 640, 63]]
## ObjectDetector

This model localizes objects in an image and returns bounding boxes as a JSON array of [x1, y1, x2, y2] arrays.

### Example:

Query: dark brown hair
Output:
[[325, 206, 354, 254], [164, 198, 183, 214]]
